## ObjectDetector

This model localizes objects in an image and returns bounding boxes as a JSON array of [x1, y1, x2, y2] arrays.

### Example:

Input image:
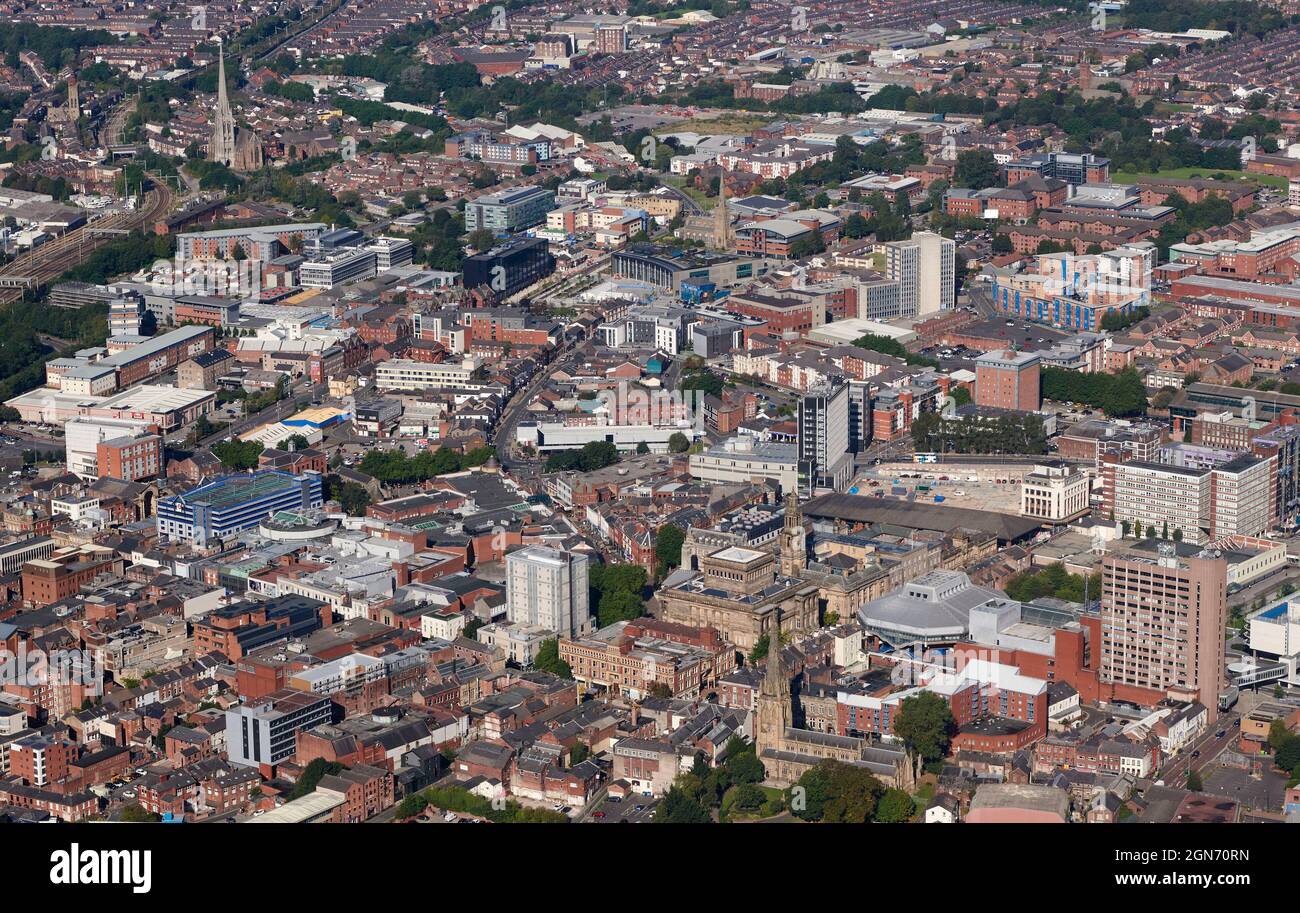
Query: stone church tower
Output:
[[755, 634, 792, 757], [779, 491, 807, 577], [710, 167, 735, 250]]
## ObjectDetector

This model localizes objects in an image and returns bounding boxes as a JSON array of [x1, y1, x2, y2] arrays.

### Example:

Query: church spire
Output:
[[210, 39, 236, 167], [711, 165, 733, 250], [755, 622, 792, 754], [763, 629, 786, 692]]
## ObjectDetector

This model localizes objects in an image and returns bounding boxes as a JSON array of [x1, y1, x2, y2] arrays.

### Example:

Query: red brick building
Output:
[[975, 349, 1042, 411], [97, 434, 164, 481]]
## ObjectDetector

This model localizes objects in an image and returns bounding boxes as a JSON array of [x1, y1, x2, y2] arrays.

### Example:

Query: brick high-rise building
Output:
[[974, 349, 1041, 411], [1100, 546, 1227, 715]]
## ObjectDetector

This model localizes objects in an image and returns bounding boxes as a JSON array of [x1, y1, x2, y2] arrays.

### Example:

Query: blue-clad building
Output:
[[158, 470, 324, 545], [990, 245, 1153, 331]]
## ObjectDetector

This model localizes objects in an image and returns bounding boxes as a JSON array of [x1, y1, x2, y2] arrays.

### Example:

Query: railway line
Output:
[[0, 178, 174, 309]]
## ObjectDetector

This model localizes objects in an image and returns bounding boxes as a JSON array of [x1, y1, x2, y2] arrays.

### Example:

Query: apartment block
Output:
[[505, 545, 591, 637], [1100, 547, 1227, 715]]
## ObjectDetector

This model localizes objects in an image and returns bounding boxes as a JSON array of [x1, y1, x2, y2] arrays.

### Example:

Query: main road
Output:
[[1155, 711, 1241, 787], [491, 336, 596, 473]]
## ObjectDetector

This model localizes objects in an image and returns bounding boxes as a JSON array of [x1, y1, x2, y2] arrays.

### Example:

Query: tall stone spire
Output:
[[210, 40, 236, 167], [711, 166, 734, 250], [755, 625, 792, 754]]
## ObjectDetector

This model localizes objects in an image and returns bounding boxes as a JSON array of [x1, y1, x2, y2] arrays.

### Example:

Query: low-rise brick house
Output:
[[316, 763, 394, 822], [200, 766, 262, 814]]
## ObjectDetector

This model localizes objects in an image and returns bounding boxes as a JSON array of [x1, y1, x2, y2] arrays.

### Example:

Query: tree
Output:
[[545, 440, 619, 473], [954, 149, 1000, 190], [790, 759, 884, 823], [533, 638, 572, 678], [853, 333, 938, 368], [325, 475, 372, 516], [893, 691, 956, 764], [597, 589, 644, 626], [874, 788, 915, 823], [120, 803, 161, 823], [1185, 769, 1203, 792], [691, 752, 710, 779], [726, 748, 764, 786], [678, 369, 724, 398], [749, 633, 771, 663], [1275, 734, 1300, 773], [592, 562, 647, 599], [655, 782, 711, 823], [211, 439, 264, 470], [396, 793, 429, 819], [667, 431, 690, 453], [655, 524, 685, 576], [289, 758, 345, 799], [1041, 366, 1147, 417], [635, 441, 650, 454]]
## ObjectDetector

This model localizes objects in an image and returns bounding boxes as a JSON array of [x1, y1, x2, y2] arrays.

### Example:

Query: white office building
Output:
[[689, 437, 800, 492], [374, 358, 483, 391]]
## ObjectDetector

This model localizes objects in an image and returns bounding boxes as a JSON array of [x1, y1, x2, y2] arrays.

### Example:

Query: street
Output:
[[1157, 712, 1241, 786]]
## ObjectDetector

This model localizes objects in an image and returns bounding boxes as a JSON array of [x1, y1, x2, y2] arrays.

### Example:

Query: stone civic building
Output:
[[658, 496, 818, 653], [669, 495, 887, 642]]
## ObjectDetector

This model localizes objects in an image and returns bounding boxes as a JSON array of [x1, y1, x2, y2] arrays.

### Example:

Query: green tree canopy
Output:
[[893, 691, 956, 764], [533, 638, 572, 678], [874, 788, 916, 823]]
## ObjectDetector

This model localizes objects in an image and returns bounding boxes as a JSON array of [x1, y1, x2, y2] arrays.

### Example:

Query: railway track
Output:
[[0, 178, 174, 308]]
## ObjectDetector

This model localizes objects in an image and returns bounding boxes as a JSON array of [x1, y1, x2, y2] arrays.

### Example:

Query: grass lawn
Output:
[[719, 784, 787, 822], [1112, 166, 1289, 191], [662, 173, 716, 210]]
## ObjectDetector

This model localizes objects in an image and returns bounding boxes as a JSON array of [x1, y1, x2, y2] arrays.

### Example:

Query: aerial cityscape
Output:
[[0, 0, 1296, 850]]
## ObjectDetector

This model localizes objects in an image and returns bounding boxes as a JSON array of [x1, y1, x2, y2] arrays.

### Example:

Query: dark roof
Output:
[[802, 493, 1042, 542]]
